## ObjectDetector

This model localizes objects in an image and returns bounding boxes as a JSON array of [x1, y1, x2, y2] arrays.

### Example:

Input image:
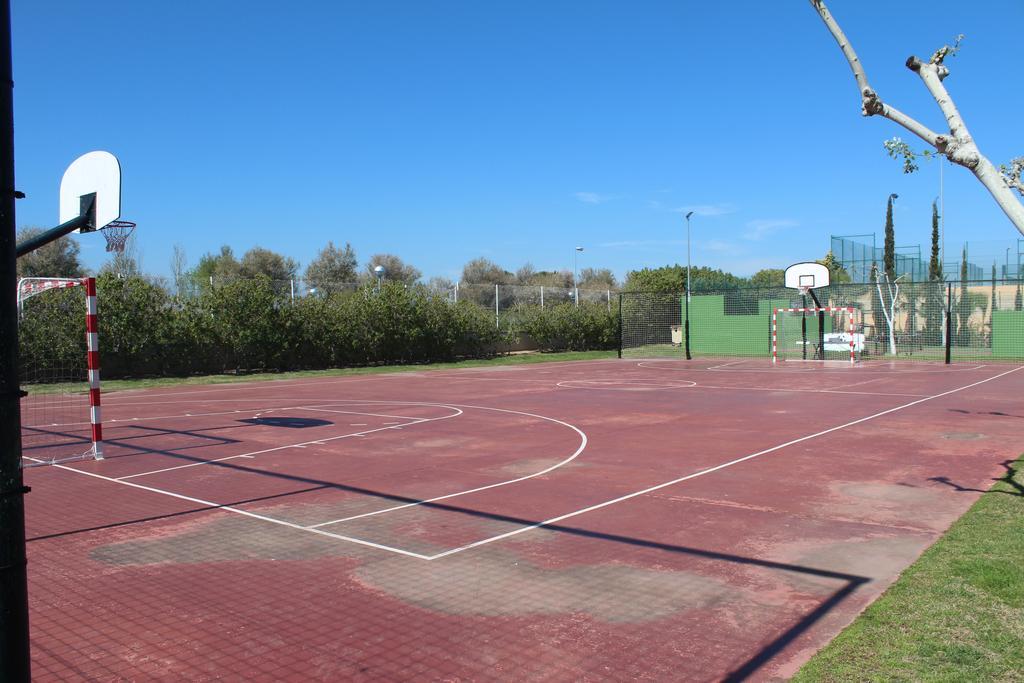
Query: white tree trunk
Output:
[[874, 272, 899, 355], [810, 0, 1024, 237]]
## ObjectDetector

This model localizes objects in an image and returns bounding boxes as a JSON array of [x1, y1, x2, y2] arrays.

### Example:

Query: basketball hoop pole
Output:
[[14, 203, 94, 257], [807, 288, 826, 359]]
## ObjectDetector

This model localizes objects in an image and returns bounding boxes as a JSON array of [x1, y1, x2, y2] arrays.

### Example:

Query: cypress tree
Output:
[[991, 263, 997, 333], [884, 195, 896, 281], [928, 201, 942, 280], [957, 246, 969, 345]]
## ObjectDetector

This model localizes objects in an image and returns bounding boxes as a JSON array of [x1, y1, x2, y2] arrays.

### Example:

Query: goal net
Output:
[[18, 277, 104, 467], [619, 292, 685, 358], [772, 306, 862, 364]]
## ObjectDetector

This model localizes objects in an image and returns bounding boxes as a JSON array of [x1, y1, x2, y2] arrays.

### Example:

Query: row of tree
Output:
[[14, 228, 626, 293], [18, 274, 618, 378]]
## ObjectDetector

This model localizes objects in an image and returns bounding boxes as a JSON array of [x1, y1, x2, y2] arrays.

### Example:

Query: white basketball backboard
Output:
[[59, 151, 121, 232], [784, 262, 830, 290]]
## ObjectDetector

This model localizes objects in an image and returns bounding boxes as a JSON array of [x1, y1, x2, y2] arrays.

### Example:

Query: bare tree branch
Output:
[[809, 0, 1024, 237], [808, 0, 942, 147]]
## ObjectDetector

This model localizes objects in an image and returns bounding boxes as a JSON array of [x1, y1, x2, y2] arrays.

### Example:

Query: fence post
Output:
[[617, 293, 623, 359], [495, 284, 499, 329], [684, 290, 692, 360], [945, 282, 952, 364]]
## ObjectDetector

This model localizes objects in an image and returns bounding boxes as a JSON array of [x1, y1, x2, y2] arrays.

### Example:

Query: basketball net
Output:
[[100, 220, 135, 253]]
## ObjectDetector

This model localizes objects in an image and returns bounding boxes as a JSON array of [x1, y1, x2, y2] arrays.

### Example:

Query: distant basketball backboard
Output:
[[59, 151, 121, 232], [784, 261, 830, 291]]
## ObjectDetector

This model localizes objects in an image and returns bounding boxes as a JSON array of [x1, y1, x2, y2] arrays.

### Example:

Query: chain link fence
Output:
[[175, 277, 616, 327], [620, 280, 1024, 363]]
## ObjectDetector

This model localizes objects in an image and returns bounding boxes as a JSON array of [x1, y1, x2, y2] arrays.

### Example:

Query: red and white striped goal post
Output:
[[772, 305, 857, 366], [17, 276, 104, 460]]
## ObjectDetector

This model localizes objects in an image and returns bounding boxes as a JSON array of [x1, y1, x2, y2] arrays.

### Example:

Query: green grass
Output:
[[794, 456, 1024, 682], [24, 350, 618, 394]]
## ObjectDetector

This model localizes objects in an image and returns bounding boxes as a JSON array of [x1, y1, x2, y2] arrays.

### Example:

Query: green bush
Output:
[[511, 302, 618, 352], [19, 278, 516, 378], [17, 278, 614, 379]]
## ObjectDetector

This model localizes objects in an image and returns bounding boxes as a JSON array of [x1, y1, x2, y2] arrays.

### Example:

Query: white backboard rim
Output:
[[59, 151, 121, 232], [784, 261, 830, 290]]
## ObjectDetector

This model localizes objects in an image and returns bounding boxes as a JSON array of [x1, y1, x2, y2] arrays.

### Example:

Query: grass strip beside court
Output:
[[795, 455, 1024, 682]]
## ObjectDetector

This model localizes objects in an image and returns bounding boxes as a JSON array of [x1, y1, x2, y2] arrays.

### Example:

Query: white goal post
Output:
[[772, 306, 862, 365], [17, 277, 104, 464]]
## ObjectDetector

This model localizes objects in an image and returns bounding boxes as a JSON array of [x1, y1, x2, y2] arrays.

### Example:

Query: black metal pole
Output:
[[684, 291, 691, 360], [15, 211, 90, 258], [945, 282, 952, 364], [801, 293, 807, 360], [808, 289, 825, 360], [616, 293, 622, 359], [0, 0, 32, 678]]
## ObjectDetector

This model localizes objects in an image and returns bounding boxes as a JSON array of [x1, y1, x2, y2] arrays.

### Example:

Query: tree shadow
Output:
[[27, 422, 876, 680], [928, 459, 1023, 497], [948, 408, 1024, 419]]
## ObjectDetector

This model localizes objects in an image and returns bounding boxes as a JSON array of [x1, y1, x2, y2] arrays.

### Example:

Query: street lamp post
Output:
[[573, 246, 583, 307], [684, 211, 694, 360]]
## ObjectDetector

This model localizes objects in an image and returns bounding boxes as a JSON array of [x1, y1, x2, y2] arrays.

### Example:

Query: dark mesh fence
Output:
[[620, 281, 1024, 363]]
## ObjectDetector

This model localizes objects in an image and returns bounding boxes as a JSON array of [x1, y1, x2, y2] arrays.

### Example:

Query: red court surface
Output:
[[22, 358, 1024, 681]]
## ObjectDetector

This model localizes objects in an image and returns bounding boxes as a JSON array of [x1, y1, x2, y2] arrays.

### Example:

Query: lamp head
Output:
[[685, 211, 694, 219]]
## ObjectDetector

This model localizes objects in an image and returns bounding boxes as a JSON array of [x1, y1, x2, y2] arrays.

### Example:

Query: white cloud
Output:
[[574, 191, 612, 204], [743, 219, 798, 241]]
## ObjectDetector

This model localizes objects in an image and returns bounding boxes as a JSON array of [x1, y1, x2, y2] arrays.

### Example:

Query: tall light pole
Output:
[[685, 211, 694, 302], [939, 158, 945, 269], [573, 246, 583, 307], [684, 211, 694, 360]]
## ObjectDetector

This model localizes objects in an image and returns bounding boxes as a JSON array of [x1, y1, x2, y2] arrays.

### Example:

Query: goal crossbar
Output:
[[772, 306, 857, 365]]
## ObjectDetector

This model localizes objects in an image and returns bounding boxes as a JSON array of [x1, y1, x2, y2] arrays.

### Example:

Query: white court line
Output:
[[115, 453, 255, 479], [97, 360, 626, 403], [694, 384, 927, 398], [23, 457, 431, 560], [840, 376, 886, 389], [32, 403, 439, 432], [423, 364, 1023, 560], [294, 403, 587, 528], [116, 408, 463, 480], [300, 407, 431, 421], [33, 399, 585, 559], [637, 360, 991, 374], [706, 360, 749, 370]]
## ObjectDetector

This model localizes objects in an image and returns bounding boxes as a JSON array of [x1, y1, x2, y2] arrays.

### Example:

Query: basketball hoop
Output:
[[99, 220, 135, 253]]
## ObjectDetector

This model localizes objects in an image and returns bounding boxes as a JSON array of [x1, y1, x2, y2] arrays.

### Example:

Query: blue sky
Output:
[[11, 1, 1024, 283]]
